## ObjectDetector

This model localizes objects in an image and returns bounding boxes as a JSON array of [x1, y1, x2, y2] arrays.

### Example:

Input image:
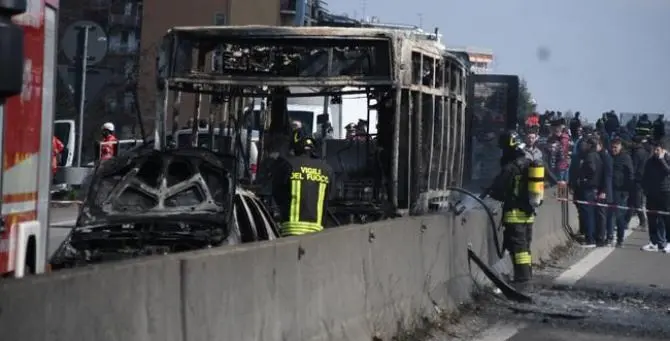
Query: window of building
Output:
[[214, 13, 226, 25], [105, 93, 118, 112], [121, 31, 129, 45], [123, 91, 134, 112], [124, 60, 135, 77], [127, 31, 138, 52], [108, 32, 121, 52], [124, 2, 133, 16]]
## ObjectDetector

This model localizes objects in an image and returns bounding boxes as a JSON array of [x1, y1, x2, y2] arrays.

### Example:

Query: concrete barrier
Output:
[[0, 256, 184, 341], [0, 192, 576, 341]]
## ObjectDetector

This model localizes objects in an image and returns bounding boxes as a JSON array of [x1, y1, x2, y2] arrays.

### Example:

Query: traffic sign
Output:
[[61, 20, 108, 65]]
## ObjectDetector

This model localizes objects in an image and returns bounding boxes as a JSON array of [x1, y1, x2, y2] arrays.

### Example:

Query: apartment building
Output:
[[56, 0, 291, 142], [137, 0, 286, 131], [57, 0, 144, 149]]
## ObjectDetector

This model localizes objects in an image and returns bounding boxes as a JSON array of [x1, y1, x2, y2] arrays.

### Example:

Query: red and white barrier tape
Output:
[[554, 197, 670, 216]]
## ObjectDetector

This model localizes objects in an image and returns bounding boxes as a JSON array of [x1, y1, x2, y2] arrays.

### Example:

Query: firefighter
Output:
[[635, 114, 653, 138], [291, 120, 307, 150], [99, 122, 118, 161], [345, 123, 357, 140], [487, 131, 544, 289], [272, 135, 333, 236]]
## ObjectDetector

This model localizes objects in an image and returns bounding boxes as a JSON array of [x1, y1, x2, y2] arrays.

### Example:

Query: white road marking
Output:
[[469, 323, 526, 341], [553, 228, 634, 287], [469, 225, 636, 340]]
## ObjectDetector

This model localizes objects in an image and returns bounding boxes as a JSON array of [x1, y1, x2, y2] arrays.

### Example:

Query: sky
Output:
[[328, 0, 670, 121]]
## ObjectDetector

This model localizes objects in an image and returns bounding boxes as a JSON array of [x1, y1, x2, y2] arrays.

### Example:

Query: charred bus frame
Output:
[[155, 26, 468, 213]]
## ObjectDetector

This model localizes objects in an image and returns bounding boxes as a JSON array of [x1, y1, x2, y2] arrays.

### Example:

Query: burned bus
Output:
[[153, 26, 468, 223]]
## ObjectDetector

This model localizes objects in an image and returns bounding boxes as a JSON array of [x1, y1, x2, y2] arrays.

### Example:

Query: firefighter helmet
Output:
[[291, 133, 315, 155], [498, 131, 525, 151], [102, 122, 115, 132]]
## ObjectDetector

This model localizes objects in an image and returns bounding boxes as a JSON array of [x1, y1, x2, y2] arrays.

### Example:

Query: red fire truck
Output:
[[0, 0, 58, 278]]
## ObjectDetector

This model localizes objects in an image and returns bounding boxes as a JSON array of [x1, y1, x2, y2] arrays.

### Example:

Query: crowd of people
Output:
[[522, 110, 668, 250]]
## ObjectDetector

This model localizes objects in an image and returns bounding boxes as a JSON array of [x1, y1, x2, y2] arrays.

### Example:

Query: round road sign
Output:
[[61, 20, 108, 65]]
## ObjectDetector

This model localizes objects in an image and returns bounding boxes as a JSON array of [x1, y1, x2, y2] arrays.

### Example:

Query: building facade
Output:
[[447, 47, 494, 74], [137, 0, 285, 132], [56, 0, 144, 162], [56, 0, 289, 158], [279, 0, 328, 26]]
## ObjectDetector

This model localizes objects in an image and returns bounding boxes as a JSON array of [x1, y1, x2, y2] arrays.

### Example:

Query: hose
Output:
[[443, 186, 532, 303], [445, 186, 504, 260]]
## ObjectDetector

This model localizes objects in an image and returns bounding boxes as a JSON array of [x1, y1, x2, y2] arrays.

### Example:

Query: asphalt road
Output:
[[460, 227, 670, 341], [48, 206, 79, 257]]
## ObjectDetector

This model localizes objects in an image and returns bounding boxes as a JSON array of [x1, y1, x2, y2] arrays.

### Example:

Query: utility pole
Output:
[[73, 25, 91, 167]]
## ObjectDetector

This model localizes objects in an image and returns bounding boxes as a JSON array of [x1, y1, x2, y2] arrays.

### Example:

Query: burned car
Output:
[[50, 146, 279, 270]]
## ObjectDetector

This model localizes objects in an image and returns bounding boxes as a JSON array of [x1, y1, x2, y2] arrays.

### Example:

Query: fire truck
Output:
[[0, 0, 58, 278]]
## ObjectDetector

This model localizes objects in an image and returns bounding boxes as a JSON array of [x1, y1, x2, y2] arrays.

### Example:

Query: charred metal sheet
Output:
[[166, 25, 400, 39], [78, 146, 235, 227], [168, 76, 393, 90], [165, 35, 393, 84]]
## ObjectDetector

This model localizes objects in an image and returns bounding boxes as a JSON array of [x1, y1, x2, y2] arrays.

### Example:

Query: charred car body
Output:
[[50, 146, 279, 269]]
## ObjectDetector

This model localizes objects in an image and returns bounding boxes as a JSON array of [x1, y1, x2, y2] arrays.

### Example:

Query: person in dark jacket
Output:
[[569, 112, 582, 139], [576, 137, 602, 247], [596, 136, 614, 246], [653, 115, 665, 142], [626, 116, 638, 136], [604, 111, 620, 138], [608, 138, 634, 247], [615, 126, 632, 142], [569, 136, 587, 235], [640, 139, 670, 252], [626, 136, 650, 229]]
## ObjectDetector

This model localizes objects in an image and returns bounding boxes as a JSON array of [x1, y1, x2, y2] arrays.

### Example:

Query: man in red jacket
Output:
[[99, 122, 118, 161], [51, 136, 64, 175]]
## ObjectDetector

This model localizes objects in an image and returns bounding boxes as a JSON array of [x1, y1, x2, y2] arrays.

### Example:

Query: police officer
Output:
[[487, 131, 543, 288], [272, 135, 333, 236], [635, 114, 653, 138]]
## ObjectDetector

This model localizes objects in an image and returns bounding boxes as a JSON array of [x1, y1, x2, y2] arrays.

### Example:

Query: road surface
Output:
[[450, 226, 670, 341], [48, 205, 79, 257]]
